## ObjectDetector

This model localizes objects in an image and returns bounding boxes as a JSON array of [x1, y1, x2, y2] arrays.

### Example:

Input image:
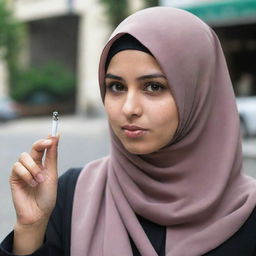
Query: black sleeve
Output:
[[204, 207, 256, 256], [0, 168, 82, 256]]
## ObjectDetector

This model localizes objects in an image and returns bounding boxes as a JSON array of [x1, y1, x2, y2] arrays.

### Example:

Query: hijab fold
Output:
[[71, 7, 256, 256]]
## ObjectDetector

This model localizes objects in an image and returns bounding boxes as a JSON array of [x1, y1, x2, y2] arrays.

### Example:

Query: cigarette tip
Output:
[[52, 111, 59, 121]]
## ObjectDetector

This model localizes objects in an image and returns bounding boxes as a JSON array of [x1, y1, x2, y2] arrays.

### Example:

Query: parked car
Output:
[[236, 96, 256, 137], [0, 96, 20, 122]]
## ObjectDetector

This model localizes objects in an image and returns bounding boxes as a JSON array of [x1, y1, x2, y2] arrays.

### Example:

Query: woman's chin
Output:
[[123, 143, 156, 155]]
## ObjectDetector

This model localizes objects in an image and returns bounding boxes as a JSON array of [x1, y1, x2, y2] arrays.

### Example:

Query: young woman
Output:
[[1, 6, 256, 256]]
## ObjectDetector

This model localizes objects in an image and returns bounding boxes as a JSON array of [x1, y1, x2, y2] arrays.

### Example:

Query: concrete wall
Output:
[[74, 0, 111, 115], [14, 0, 69, 21]]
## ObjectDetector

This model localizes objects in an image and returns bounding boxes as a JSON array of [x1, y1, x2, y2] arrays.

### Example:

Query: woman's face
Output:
[[104, 50, 179, 155]]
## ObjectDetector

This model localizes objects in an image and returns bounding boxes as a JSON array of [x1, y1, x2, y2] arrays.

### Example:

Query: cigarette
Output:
[[51, 111, 59, 137]]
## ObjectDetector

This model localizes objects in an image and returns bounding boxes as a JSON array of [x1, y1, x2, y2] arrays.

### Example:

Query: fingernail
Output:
[[36, 173, 45, 183], [30, 179, 38, 187]]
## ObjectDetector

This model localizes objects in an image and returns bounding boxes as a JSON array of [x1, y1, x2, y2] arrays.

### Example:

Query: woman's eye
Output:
[[107, 83, 125, 92], [145, 83, 165, 93]]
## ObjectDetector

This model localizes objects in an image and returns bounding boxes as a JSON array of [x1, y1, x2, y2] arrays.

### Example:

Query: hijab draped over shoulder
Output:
[[71, 7, 256, 256]]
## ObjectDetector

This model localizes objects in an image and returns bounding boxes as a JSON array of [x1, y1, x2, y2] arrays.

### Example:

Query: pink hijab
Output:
[[71, 7, 256, 256]]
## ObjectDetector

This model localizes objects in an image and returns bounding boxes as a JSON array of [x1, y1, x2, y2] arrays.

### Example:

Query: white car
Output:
[[0, 96, 20, 121], [236, 96, 256, 137]]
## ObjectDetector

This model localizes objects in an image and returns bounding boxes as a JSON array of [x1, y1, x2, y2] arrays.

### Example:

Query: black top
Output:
[[1, 168, 256, 256]]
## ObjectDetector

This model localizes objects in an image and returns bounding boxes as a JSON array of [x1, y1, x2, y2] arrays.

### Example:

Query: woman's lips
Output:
[[121, 125, 148, 138]]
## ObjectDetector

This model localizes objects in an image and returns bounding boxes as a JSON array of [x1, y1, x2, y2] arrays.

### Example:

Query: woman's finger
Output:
[[11, 162, 38, 187], [30, 139, 53, 164], [18, 152, 45, 184]]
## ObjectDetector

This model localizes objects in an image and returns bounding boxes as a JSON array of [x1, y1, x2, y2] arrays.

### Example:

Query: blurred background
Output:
[[0, 0, 255, 240]]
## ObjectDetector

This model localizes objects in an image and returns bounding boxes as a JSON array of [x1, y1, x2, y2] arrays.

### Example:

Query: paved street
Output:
[[0, 115, 255, 241]]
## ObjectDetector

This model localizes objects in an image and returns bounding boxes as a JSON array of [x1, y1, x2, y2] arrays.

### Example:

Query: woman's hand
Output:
[[9, 135, 59, 254]]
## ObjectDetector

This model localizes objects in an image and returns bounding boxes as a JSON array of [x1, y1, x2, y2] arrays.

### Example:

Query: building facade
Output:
[[161, 0, 256, 96], [0, 0, 144, 115]]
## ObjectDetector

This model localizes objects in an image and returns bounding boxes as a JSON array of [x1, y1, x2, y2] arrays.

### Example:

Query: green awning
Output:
[[182, 0, 256, 25]]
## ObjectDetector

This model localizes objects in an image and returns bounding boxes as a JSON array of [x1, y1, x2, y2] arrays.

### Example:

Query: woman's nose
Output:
[[122, 91, 143, 118]]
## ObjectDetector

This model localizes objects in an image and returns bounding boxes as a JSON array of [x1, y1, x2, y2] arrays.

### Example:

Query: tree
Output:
[[99, 0, 159, 28], [99, 0, 129, 27], [146, 0, 159, 7], [0, 0, 23, 89]]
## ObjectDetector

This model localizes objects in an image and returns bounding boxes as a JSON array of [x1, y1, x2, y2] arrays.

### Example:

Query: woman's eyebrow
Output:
[[105, 73, 167, 81], [137, 74, 167, 80], [105, 73, 124, 81]]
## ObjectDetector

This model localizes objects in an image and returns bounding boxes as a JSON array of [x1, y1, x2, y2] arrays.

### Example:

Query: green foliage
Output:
[[11, 62, 76, 103], [145, 0, 159, 7], [99, 0, 129, 27], [0, 0, 24, 88], [99, 0, 159, 28]]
